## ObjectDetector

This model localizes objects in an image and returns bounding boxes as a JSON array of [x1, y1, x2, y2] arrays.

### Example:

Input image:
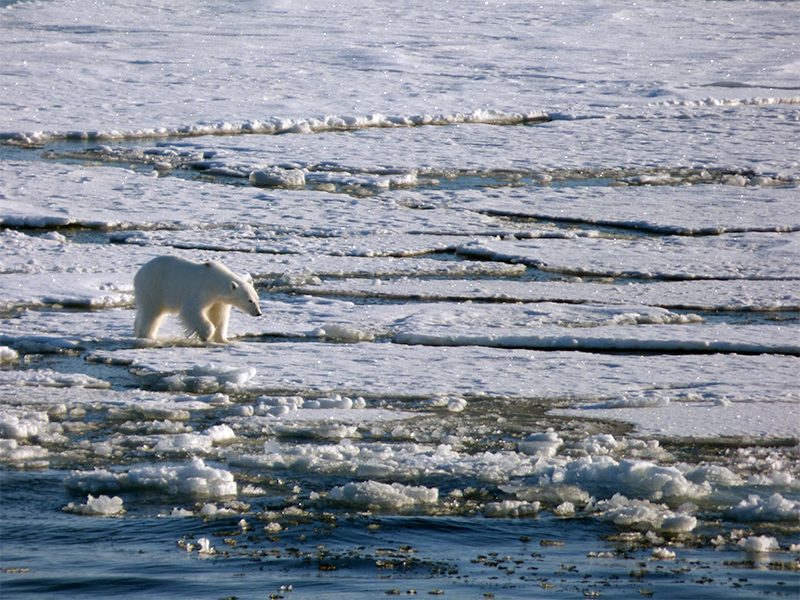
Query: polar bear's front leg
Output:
[[180, 298, 215, 342], [208, 302, 232, 343]]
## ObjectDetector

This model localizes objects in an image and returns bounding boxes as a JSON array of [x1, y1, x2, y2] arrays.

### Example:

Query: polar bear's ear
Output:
[[230, 281, 239, 291]]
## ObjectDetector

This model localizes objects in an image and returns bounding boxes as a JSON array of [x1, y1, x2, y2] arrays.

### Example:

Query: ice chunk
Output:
[[0, 368, 109, 389], [446, 397, 467, 413], [737, 536, 780, 553], [165, 365, 257, 393], [588, 493, 697, 533], [518, 430, 563, 457], [205, 424, 236, 443], [169, 458, 237, 498], [191, 364, 256, 388], [375, 172, 418, 188], [67, 458, 237, 499], [278, 271, 322, 286], [0, 443, 48, 463], [660, 514, 698, 533], [503, 483, 591, 507], [232, 405, 255, 417], [650, 547, 676, 560], [63, 494, 124, 516], [484, 499, 540, 518], [685, 464, 744, 487], [249, 168, 306, 188], [574, 434, 624, 455], [588, 393, 671, 409], [542, 455, 705, 501], [727, 493, 800, 522], [0, 347, 19, 363], [316, 324, 374, 342], [327, 480, 438, 510], [154, 434, 213, 454], [425, 396, 467, 412], [554, 501, 576, 516], [312, 396, 354, 410], [0, 410, 50, 440], [747, 471, 795, 486]]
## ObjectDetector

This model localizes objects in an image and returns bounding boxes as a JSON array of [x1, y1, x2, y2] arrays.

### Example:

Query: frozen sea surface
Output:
[[1, 1, 799, 599]]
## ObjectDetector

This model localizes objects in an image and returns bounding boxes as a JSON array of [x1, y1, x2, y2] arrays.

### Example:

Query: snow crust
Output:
[[2, 0, 799, 143], [554, 401, 800, 441]]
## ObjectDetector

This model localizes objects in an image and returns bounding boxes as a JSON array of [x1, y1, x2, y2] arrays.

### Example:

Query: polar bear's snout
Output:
[[244, 288, 262, 317]]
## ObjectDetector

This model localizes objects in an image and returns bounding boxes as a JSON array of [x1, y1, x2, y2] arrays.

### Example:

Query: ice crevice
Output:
[[20, 139, 800, 196], [471, 207, 800, 237]]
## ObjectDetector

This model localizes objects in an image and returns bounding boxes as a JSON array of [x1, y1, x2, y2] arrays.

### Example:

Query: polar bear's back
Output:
[[134, 256, 224, 311]]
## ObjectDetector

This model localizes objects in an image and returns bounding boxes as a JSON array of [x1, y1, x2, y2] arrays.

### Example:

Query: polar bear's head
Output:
[[229, 277, 262, 317], [204, 261, 262, 317]]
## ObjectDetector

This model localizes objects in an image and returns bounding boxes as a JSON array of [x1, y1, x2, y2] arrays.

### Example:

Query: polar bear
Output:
[[134, 256, 262, 343]]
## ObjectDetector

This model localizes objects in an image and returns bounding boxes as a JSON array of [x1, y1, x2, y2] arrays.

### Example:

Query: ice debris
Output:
[[66, 457, 237, 499], [425, 396, 467, 412], [0, 409, 56, 440], [587, 493, 697, 533], [737, 535, 780, 553], [0, 369, 109, 389], [727, 493, 800, 522], [484, 499, 540, 518], [63, 494, 125, 516], [249, 168, 306, 189], [650, 547, 676, 561], [152, 424, 236, 455], [164, 364, 256, 393], [518, 430, 563, 457], [314, 324, 375, 342], [327, 480, 438, 510], [0, 347, 19, 363]]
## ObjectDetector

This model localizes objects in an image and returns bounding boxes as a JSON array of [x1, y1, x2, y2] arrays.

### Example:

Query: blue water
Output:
[[2, 470, 797, 600]]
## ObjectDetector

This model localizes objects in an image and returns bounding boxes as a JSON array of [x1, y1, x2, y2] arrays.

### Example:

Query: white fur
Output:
[[134, 256, 262, 343]]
